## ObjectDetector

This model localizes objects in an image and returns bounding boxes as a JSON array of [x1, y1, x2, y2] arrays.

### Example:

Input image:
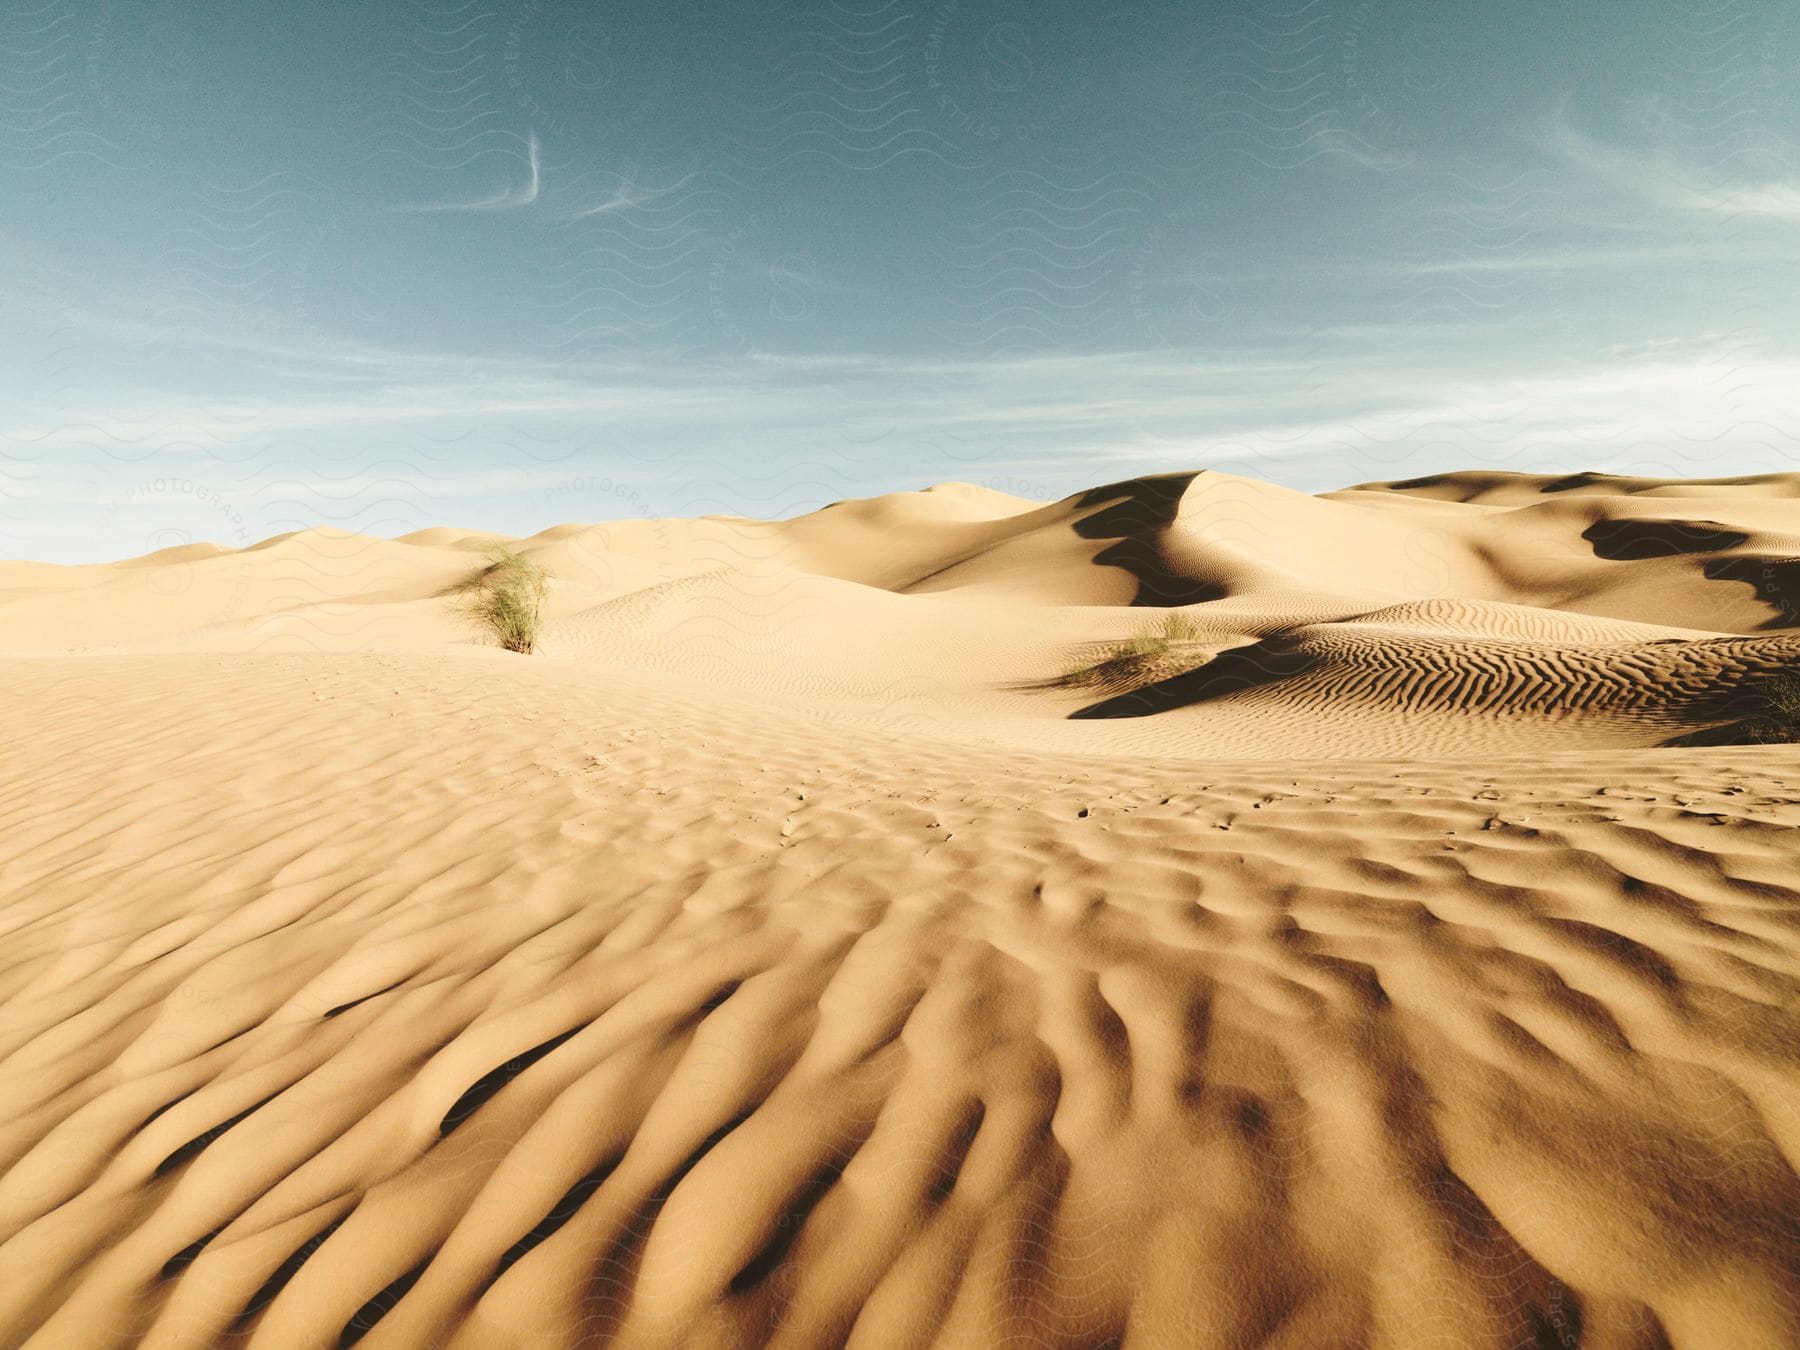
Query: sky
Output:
[[3, 0, 1798, 561]]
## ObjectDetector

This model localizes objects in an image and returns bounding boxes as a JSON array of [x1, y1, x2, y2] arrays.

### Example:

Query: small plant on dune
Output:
[[456, 547, 548, 654], [1756, 669, 1800, 742], [1056, 611, 1208, 691]]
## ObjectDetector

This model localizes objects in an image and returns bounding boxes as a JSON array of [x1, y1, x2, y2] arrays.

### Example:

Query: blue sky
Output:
[[3, 0, 1798, 561]]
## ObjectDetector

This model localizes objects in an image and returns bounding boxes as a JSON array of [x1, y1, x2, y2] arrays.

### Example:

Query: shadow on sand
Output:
[[1073, 473, 1225, 607], [1068, 633, 1319, 720]]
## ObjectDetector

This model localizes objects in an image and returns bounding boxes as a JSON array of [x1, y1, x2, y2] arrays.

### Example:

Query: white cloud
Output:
[[1551, 114, 1800, 223], [10, 328, 1794, 476], [570, 174, 693, 219], [399, 130, 542, 213], [1110, 352, 1800, 472]]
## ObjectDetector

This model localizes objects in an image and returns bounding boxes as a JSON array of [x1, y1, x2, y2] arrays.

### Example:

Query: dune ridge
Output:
[[1, 469, 1798, 1348]]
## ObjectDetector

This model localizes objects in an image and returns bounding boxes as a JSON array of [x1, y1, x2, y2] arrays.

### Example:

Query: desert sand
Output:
[[1, 469, 1797, 1348]]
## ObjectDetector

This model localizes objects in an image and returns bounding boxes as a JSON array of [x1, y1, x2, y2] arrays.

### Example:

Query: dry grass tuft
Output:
[[1754, 669, 1800, 742], [456, 547, 548, 654], [1055, 612, 1208, 692]]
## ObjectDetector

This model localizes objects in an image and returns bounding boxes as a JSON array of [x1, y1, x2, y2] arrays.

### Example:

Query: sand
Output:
[[0, 469, 1796, 1348]]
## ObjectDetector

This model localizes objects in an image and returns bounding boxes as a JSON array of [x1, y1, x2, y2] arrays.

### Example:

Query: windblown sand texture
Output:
[[2, 469, 1798, 1348]]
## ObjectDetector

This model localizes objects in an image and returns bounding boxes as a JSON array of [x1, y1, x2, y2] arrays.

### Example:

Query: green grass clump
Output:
[[456, 547, 548, 653], [1056, 612, 1208, 691]]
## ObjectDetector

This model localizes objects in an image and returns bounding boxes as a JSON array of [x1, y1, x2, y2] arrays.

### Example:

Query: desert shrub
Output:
[[457, 547, 548, 653], [1756, 669, 1800, 742], [1057, 611, 1208, 691]]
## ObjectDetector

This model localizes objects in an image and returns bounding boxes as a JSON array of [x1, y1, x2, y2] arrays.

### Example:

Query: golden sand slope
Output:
[[1, 471, 1798, 1348]]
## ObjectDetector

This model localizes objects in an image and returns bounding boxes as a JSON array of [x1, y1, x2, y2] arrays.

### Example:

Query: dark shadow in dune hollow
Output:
[[1072, 472, 1223, 607], [1581, 519, 1750, 560], [1070, 632, 1319, 719], [1541, 471, 1630, 494], [1660, 662, 1800, 746], [1701, 556, 1800, 631]]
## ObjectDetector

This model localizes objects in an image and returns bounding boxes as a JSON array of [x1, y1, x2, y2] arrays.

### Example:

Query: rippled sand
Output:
[[2, 470, 1797, 1347]]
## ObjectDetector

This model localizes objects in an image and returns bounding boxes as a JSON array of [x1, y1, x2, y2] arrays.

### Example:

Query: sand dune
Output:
[[2, 469, 1798, 1348], [1346, 470, 1800, 504]]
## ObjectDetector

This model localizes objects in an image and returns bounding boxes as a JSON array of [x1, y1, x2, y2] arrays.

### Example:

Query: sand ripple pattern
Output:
[[2, 655, 1797, 1348]]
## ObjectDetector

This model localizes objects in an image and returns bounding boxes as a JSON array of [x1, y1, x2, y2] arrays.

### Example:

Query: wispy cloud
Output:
[[570, 174, 693, 219], [400, 130, 542, 213], [1409, 242, 1794, 278], [385, 136, 698, 221], [1106, 352, 1800, 475], [12, 323, 1794, 474], [1550, 112, 1800, 222], [1705, 182, 1800, 221]]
